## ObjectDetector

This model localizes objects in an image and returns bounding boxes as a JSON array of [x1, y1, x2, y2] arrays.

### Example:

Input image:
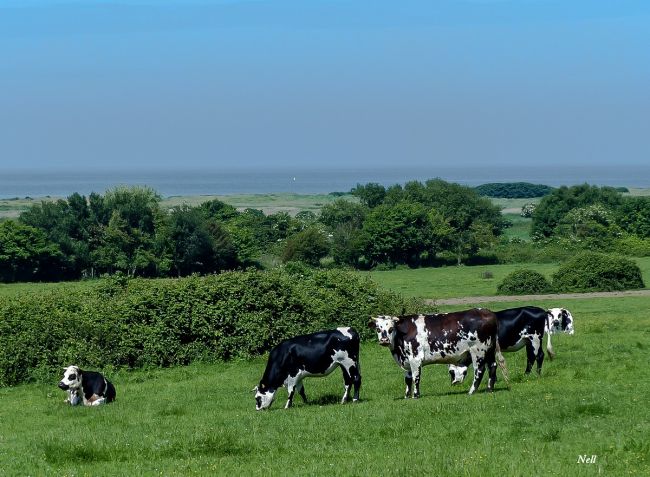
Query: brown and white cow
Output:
[[368, 308, 507, 397]]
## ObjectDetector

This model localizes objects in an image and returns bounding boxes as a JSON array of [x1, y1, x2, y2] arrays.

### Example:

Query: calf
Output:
[[254, 327, 361, 410], [545, 307, 575, 359], [58, 365, 116, 406], [368, 309, 507, 397], [448, 306, 548, 385]]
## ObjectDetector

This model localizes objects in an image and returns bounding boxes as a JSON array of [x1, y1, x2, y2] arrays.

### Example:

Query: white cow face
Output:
[[547, 308, 575, 335], [58, 365, 82, 391], [368, 316, 399, 347], [253, 384, 276, 411], [448, 365, 468, 385]]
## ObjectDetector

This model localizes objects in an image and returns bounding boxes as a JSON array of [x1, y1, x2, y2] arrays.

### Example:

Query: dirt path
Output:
[[428, 289, 650, 306]]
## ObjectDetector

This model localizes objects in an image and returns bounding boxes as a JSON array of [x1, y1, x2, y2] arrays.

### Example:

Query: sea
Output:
[[1, 165, 649, 199]]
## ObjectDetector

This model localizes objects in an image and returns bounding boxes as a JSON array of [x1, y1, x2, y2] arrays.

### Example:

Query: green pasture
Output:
[[365, 257, 650, 299], [502, 212, 533, 241], [0, 296, 648, 475]]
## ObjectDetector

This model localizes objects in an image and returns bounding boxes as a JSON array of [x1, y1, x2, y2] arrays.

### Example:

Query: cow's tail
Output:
[[495, 340, 510, 387]]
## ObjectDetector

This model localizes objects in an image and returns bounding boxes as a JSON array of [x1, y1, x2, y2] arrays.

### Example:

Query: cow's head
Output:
[[59, 365, 82, 391], [448, 364, 468, 385], [547, 308, 575, 335], [253, 383, 277, 411], [368, 315, 399, 347]]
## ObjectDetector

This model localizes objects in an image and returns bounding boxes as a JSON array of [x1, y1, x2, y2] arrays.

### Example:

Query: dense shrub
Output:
[[0, 269, 426, 386], [552, 252, 645, 292], [475, 182, 553, 198], [496, 269, 552, 295]]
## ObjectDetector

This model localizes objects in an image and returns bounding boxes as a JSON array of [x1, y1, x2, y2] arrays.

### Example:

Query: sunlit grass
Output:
[[0, 296, 648, 475]]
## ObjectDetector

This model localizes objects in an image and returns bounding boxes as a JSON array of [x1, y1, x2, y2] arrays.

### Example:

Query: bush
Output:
[[0, 270, 426, 386], [552, 252, 645, 292], [475, 182, 553, 199], [497, 269, 552, 295]]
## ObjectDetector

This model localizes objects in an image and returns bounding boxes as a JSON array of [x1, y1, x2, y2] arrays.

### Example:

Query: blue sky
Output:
[[1, 0, 649, 171]]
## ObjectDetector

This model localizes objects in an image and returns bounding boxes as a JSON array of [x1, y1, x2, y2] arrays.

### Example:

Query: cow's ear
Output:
[[252, 386, 258, 394], [367, 318, 377, 329]]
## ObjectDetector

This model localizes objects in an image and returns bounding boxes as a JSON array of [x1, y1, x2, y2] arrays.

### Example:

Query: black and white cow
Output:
[[545, 307, 575, 359], [254, 327, 361, 410], [58, 365, 116, 406], [448, 306, 548, 385], [368, 308, 507, 397]]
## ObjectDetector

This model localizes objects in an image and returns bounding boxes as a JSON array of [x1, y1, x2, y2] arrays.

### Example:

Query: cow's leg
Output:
[[340, 366, 353, 403], [546, 333, 556, 360], [524, 338, 536, 374], [90, 397, 106, 406], [285, 383, 297, 409], [469, 349, 487, 395], [532, 333, 544, 374], [486, 347, 498, 392], [411, 362, 422, 399], [297, 382, 308, 403], [404, 371, 413, 399], [350, 364, 361, 402]]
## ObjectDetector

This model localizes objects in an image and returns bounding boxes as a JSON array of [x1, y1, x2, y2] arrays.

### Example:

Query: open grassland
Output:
[[366, 257, 650, 299], [502, 212, 532, 241], [0, 296, 648, 475], [0, 280, 98, 298], [162, 192, 355, 216]]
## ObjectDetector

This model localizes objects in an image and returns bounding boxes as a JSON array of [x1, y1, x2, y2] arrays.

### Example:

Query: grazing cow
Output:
[[448, 306, 548, 385], [254, 327, 361, 410], [545, 307, 575, 359], [368, 309, 507, 397], [58, 365, 116, 406]]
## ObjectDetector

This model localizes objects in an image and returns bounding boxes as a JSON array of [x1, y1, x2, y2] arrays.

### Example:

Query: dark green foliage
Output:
[[0, 270, 420, 386], [351, 182, 386, 208], [615, 196, 650, 238], [358, 201, 438, 268], [319, 199, 366, 229], [552, 252, 644, 292], [281, 227, 330, 266], [531, 184, 624, 238], [475, 182, 554, 198], [496, 269, 552, 295], [0, 220, 65, 282]]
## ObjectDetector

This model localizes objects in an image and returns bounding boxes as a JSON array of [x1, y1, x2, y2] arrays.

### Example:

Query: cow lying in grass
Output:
[[254, 327, 361, 410], [369, 309, 508, 397], [58, 365, 116, 406]]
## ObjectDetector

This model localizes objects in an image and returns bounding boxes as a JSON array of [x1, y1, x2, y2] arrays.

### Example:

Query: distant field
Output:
[[0, 295, 648, 475], [162, 192, 355, 216], [502, 213, 532, 241], [365, 257, 650, 299], [0, 193, 354, 219], [2, 187, 649, 220]]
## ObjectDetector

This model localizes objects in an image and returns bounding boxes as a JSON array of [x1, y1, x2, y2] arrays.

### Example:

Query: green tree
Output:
[[531, 184, 623, 238], [351, 182, 386, 208], [358, 201, 437, 267], [0, 220, 64, 282], [281, 227, 330, 266]]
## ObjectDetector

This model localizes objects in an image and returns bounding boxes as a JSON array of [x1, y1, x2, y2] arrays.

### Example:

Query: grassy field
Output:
[[502, 212, 533, 241], [0, 193, 355, 220], [0, 295, 648, 475], [365, 257, 650, 299]]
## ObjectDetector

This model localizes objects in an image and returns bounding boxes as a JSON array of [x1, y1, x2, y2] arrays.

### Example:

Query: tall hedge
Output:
[[552, 252, 645, 293], [0, 269, 421, 386]]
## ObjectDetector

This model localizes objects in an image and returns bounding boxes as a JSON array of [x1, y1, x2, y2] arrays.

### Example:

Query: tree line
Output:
[[0, 180, 508, 282], [1, 180, 648, 283]]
